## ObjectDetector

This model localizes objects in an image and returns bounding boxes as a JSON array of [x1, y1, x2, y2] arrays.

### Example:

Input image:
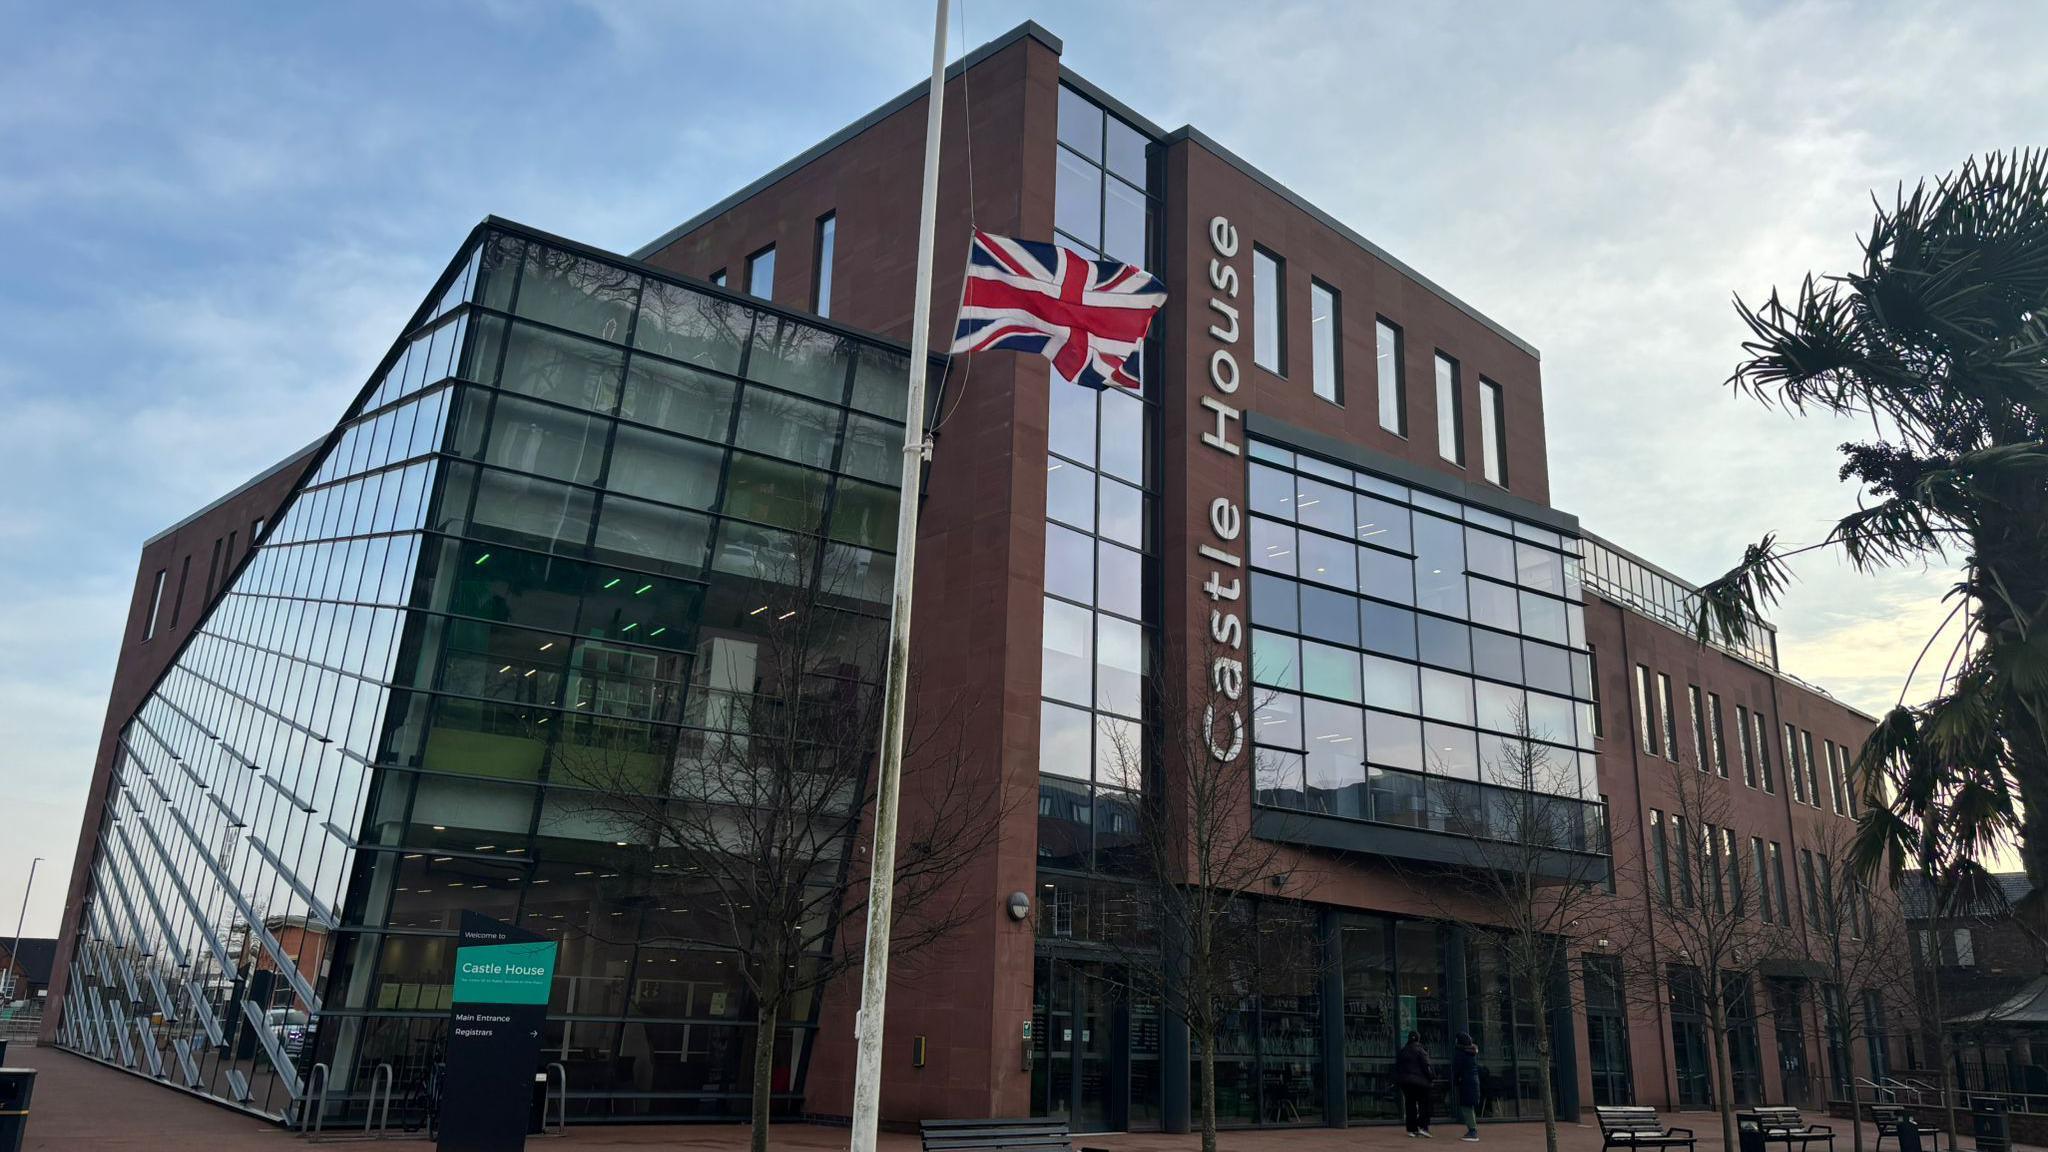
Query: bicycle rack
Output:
[[364, 1062, 394, 1136], [300, 1062, 331, 1136], [545, 1062, 568, 1134]]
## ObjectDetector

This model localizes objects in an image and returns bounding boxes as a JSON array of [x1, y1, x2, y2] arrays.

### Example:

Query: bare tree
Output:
[[1397, 708, 1646, 1152], [1802, 818, 1919, 1152], [548, 541, 1002, 1152], [1089, 635, 1319, 1152], [1639, 761, 1799, 1150]]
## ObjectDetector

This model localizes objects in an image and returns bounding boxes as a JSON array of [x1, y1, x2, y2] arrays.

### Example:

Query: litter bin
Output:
[[0, 1067, 36, 1152], [1972, 1095, 2009, 1152], [1738, 1114, 1767, 1152], [1896, 1114, 1924, 1152]]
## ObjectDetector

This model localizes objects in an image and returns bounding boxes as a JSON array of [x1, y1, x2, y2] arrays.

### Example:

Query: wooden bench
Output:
[[1596, 1106, 1697, 1152], [1749, 1106, 1836, 1152], [1871, 1105, 1918, 1152], [921, 1118, 1074, 1152]]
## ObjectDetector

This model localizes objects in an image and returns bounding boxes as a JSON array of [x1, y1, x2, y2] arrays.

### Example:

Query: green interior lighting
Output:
[[634, 583, 653, 595], [473, 552, 491, 565], [603, 577, 622, 589]]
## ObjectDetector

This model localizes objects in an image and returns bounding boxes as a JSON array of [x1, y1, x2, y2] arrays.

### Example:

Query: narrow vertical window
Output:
[[143, 568, 167, 640], [168, 555, 192, 630], [710, 269, 728, 288], [812, 213, 836, 317], [1435, 352, 1464, 465], [1737, 704, 1756, 788], [1785, 723, 1806, 804], [252, 516, 265, 542], [1376, 318, 1406, 435], [1253, 247, 1285, 374], [1721, 826, 1739, 914], [1770, 842, 1788, 923], [1588, 645, 1605, 737], [1752, 837, 1771, 922], [225, 530, 237, 560], [1709, 693, 1728, 778], [1657, 673, 1678, 760], [1688, 684, 1708, 770], [1673, 813, 1693, 907], [1804, 731, 1822, 810], [1650, 809, 1670, 904], [1310, 279, 1340, 403], [1635, 664, 1656, 754], [1479, 378, 1507, 486], [203, 537, 223, 602], [1842, 745, 1859, 817], [1755, 713, 1776, 794], [747, 246, 776, 300]]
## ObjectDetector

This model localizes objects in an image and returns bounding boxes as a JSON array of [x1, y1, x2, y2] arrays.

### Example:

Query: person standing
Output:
[[1395, 1030, 1434, 1137], [1452, 1032, 1482, 1141]]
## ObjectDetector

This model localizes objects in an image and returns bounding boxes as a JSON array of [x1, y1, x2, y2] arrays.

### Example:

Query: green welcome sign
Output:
[[451, 939, 558, 1006]]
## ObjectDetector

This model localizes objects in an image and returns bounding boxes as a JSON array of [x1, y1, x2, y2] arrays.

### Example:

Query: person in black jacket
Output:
[[1452, 1032, 1482, 1141], [1394, 1031, 1433, 1136]]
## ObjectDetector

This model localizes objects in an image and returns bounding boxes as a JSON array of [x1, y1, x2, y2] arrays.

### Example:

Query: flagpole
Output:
[[849, 2, 947, 1150]]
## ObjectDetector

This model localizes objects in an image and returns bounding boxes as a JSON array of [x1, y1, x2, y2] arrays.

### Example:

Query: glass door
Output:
[[1032, 956, 1140, 1132]]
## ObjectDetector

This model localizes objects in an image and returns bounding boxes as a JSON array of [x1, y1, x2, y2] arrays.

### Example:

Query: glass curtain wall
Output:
[[1243, 439, 1601, 844], [61, 224, 915, 1125], [60, 238, 477, 1118]]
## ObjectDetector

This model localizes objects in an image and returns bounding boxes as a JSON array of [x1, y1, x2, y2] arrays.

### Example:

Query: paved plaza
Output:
[[3, 1046, 2004, 1152]]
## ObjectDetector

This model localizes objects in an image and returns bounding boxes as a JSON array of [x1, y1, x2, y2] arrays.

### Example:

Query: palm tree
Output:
[[1692, 149, 2048, 886]]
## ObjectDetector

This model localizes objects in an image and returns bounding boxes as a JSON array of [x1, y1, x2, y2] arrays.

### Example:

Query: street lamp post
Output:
[[5, 857, 41, 1003]]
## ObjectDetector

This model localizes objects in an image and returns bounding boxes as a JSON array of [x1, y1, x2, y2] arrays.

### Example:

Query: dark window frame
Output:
[[746, 245, 776, 301], [812, 213, 836, 318], [1309, 277, 1342, 406], [1434, 350, 1465, 466], [1479, 376, 1508, 487], [1253, 245, 1287, 377], [1375, 316, 1407, 437]]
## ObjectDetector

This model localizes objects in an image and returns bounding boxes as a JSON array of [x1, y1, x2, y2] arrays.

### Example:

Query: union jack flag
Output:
[[949, 231, 1166, 391]]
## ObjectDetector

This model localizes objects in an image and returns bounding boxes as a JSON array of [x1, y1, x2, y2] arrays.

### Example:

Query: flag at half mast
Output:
[[950, 231, 1167, 390]]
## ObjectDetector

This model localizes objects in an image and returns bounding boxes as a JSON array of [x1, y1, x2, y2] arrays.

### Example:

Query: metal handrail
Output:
[[545, 1062, 568, 1133], [300, 1062, 331, 1135], [365, 1062, 394, 1136]]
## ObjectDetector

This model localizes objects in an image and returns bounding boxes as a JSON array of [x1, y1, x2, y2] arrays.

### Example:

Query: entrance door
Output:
[[1032, 957, 1140, 1132], [1769, 980, 1811, 1108]]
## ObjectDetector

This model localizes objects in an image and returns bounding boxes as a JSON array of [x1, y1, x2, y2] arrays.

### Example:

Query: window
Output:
[[1588, 646, 1604, 737], [1479, 378, 1507, 486], [1823, 740, 1843, 814], [225, 529, 236, 559], [251, 516, 265, 542], [203, 536, 223, 602], [709, 268, 727, 288], [1673, 814, 1693, 907], [1755, 712, 1776, 794], [1955, 928, 1977, 968], [1737, 704, 1756, 787], [1770, 842, 1788, 926], [1657, 673, 1678, 760], [1435, 352, 1464, 465], [1802, 849, 1820, 929], [1253, 247, 1285, 374], [747, 246, 776, 300], [168, 554, 192, 630], [1650, 808, 1671, 904], [1688, 684, 1708, 770], [1721, 826, 1740, 914], [1376, 318, 1406, 435], [1310, 280, 1340, 403], [1709, 693, 1728, 778], [1635, 664, 1656, 754], [1803, 730, 1822, 809], [143, 568, 167, 640], [1704, 823, 1724, 912], [1786, 723, 1806, 804], [1752, 837, 1772, 922], [812, 214, 836, 317]]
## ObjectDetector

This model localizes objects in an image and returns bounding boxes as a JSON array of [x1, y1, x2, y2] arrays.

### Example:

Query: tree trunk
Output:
[[751, 996, 779, 1152], [1849, 1091, 1865, 1152], [1710, 1001, 1737, 1152], [1537, 1016, 1559, 1152], [1199, 1020, 1218, 1152]]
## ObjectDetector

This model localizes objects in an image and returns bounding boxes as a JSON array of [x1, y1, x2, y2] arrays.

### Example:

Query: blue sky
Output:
[[3, 0, 2042, 936]]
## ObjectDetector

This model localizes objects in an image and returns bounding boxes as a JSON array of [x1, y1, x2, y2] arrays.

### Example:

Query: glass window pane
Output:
[[482, 394, 607, 486], [840, 414, 903, 485], [1098, 389, 1144, 483], [1528, 691, 1577, 748], [1362, 655, 1419, 713], [1295, 477, 1348, 537], [1302, 640, 1361, 703], [1250, 572, 1299, 632], [1469, 578, 1519, 632], [1057, 85, 1103, 161], [1476, 681, 1526, 734], [1041, 701, 1091, 780], [516, 245, 639, 343], [1298, 530, 1356, 590], [1102, 178, 1147, 267], [633, 280, 749, 373], [850, 346, 911, 420], [1098, 477, 1142, 548], [1097, 541, 1142, 619], [1368, 711, 1424, 773], [1472, 628, 1522, 683], [827, 479, 898, 551], [723, 454, 827, 532], [1421, 669, 1474, 726], [1520, 591, 1568, 645], [1413, 513, 1466, 617], [1417, 616, 1472, 673], [1045, 524, 1094, 604], [1249, 463, 1296, 522], [1466, 528, 1515, 582], [590, 495, 707, 573], [1311, 281, 1339, 403], [471, 469, 593, 555], [1355, 494, 1409, 551], [1426, 722, 1479, 779], [1515, 542, 1564, 594], [1360, 546, 1413, 606], [1056, 146, 1103, 245], [1097, 715, 1142, 790], [747, 317, 849, 401], [619, 356, 734, 440], [1096, 615, 1143, 717], [1376, 319, 1405, 436], [1253, 629, 1300, 690], [1047, 457, 1094, 531], [747, 246, 776, 299], [1049, 377, 1096, 464], [1251, 517, 1296, 575], [1254, 248, 1283, 374], [1523, 641, 1573, 697], [1303, 699, 1364, 805], [1104, 115, 1148, 186], [1042, 598, 1093, 705], [1255, 692, 1303, 750], [1435, 353, 1463, 465], [607, 427, 721, 509], [1299, 585, 1359, 647], [736, 388, 840, 469], [1361, 602, 1417, 660], [500, 322, 624, 414]]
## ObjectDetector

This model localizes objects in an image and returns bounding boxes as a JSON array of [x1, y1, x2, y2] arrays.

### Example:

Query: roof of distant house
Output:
[[1, 937, 57, 987], [1901, 870, 2033, 920]]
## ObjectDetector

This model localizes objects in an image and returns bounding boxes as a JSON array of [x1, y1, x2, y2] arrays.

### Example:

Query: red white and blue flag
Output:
[[950, 231, 1166, 391]]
